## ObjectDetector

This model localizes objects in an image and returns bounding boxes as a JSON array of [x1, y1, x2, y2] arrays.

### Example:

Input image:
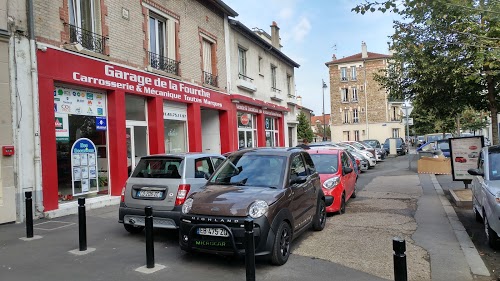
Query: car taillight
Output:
[[356, 159, 360, 166], [120, 187, 126, 203], [175, 184, 191, 206]]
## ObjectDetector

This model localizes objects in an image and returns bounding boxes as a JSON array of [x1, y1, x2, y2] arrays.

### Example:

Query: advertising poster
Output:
[[55, 113, 69, 141], [81, 179, 89, 192], [88, 154, 96, 166], [81, 166, 89, 179], [73, 167, 81, 181], [71, 138, 99, 196], [80, 154, 88, 166], [89, 166, 97, 179], [72, 154, 81, 166], [449, 136, 484, 181], [54, 87, 107, 117]]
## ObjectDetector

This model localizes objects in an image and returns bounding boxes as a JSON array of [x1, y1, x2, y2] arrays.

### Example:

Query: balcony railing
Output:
[[148, 51, 180, 76], [68, 24, 107, 54], [271, 87, 281, 93], [238, 73, 254, 81], [203, 71, 218, 87]]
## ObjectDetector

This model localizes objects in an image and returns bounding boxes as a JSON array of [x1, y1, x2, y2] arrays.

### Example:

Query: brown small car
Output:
[[179, 148, 332, 265]]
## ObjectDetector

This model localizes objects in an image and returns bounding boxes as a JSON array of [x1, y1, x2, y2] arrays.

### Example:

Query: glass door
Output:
[[126, 124, 149, 175]]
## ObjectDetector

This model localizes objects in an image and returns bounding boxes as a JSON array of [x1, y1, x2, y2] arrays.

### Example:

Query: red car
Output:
[[455, 156, 467, 163], [308, 148, 357, 214]]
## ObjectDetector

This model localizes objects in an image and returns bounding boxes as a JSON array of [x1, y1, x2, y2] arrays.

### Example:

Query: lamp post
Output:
[[402, 101, 412, 170], [363, 61, 369, 139], [322, 80, 328, 141]]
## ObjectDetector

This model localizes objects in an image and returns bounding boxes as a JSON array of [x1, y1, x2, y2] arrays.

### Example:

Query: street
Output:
[[0, 154, 498, 281]]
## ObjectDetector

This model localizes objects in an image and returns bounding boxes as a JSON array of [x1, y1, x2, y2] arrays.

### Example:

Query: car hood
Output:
[[189, 185, 284, 216], [484, 180, 500, 194]]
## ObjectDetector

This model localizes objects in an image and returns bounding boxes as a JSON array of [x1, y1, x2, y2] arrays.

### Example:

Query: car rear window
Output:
[[309, 154, 339, 174], [488, 152, 500, 180], [132, 158, 183, 178]]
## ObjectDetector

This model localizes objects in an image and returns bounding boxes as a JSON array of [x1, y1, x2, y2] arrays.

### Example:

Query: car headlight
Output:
[[496, 192, 500, 204], [248, 200, 268, 218], [323, 176, 340, 189], [182, 198, 193, 214]]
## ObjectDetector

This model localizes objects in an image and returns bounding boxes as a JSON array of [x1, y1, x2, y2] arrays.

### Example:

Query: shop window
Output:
[[237, 112, 256, 149], [68, 0, 105, 54], [164, 119, 186, 153], [55, 87, 108, 201], [265, 117, 278, 147], [125, 95, 146, 121]]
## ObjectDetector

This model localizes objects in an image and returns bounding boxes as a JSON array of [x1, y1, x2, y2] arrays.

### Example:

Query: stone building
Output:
[[325, 42, 405, 143]]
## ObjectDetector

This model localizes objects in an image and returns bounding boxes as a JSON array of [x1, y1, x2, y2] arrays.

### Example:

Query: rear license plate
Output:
[[136, 190, 163, 198], [197, 227, 229, 237]]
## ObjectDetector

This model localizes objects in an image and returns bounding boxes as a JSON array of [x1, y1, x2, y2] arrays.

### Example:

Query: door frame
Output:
[[126, 120, 149, 170]]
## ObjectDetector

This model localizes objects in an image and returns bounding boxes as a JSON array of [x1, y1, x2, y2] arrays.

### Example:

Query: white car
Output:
[[468, 146, 500, 249], [338, 142, 376, 168]]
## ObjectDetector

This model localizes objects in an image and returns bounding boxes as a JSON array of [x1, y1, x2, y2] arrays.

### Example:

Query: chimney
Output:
[[297, 96, 302, 106], [270, 21, 280, 49], [332, 54, 337, 60], [361, 41, 368, 58]]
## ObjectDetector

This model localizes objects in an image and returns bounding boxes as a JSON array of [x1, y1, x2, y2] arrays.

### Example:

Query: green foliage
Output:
[[353, 0, 500, 144], [315, 123, 331, 139], [297, 112, 314, 142], [460, 108, 489, 132]]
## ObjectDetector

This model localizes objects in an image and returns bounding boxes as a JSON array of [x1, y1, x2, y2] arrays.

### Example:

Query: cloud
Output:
[[292, 17, 311, 43], [278, 7, 294, 21]]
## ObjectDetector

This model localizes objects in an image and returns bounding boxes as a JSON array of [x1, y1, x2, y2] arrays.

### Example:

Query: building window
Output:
[[343, 110, 349, 124], [354, 130, 360, 141], [351, 66, 357, 80], [68, 0, 106, 54], [237, 112, 257, 149], [265, 117, 278, 147], [202, 38, 217, 87], [238, 47, 247, 76], [352, 87, 358, 101], [391, 106, 399, 121], [287, 75, 292, 97], [341, 67, 347, 81], [148, 12, 179, 75], [353, 109, 359, 123], [341, 88, 349, 102], [258, 56, 263, 74], [271, 65, 279, 92], [343, 131, 350, 141], [392, 128, 400, 138]]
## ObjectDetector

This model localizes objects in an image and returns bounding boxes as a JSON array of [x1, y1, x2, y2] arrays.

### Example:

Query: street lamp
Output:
[[322, 79, 328, 141], [362, 61, 369, 139]]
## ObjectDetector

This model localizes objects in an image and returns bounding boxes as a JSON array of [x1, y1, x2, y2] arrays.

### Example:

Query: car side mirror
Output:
[[467, 168, 483, 176], [343, 167, 353, 174], [204, 173, 210, 180], [290, 175, 307, 185]]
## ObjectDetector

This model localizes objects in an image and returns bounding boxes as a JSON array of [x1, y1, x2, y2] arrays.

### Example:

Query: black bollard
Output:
[[244, 219, 255, 281], [78, 197, 87, 251], [25, 191, 34, 238], [393, 237, 407, 281], [145, 206, 155, 268]]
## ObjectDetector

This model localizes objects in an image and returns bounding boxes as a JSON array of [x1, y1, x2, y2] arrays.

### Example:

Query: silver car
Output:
[[119, 153, 225, 233], [468, 146, 500, 249]]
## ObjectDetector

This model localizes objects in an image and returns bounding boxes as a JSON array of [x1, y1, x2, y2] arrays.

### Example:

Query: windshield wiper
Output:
[[230, 178, 248, 186]]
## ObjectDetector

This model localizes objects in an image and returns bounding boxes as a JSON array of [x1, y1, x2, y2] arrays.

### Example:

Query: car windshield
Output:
[[132, 158, 184, 178], [364, 140, 378, 148], [437, 141, 450, 150], [309, 154, 339, 174], [489, 152, 500, 180], [349, 142, 365, 150], [427, 135, 443, 142], [209, 154, 286, 188]]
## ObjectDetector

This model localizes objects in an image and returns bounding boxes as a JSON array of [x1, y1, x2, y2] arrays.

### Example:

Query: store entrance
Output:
[[125, 123, 148, 175]]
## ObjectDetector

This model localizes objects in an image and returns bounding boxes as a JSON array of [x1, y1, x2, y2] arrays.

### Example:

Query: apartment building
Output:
[[227, 20, 300, 149], [325, 42, 405, 143]]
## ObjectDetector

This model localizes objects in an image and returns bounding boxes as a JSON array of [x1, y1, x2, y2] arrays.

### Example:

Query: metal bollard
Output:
[[78, 197, 87, 251], [244, 219, 255, 281], [393, 237, 407, 281], [25, 191, 34, 238], [145, 206, 155, 268]]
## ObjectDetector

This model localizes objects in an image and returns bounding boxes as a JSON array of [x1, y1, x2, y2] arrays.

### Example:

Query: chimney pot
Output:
[[270, 21, 280, 49], [362, 41, 368, 58]]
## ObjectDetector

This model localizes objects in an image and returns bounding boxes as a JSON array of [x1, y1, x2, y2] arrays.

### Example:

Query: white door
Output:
[[201, 109, 221, 153], [126, 122, 149, 173], [0, 157, 16, 223]]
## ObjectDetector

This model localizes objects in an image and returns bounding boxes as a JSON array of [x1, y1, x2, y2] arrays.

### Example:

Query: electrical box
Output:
[[2, 146, 14, 156]]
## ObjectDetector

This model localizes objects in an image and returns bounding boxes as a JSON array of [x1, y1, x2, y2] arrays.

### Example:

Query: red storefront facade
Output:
[[38, 47, 287, 212]]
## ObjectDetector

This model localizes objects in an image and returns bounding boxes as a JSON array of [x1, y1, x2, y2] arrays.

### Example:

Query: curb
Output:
[[429, 174, 490, 277]]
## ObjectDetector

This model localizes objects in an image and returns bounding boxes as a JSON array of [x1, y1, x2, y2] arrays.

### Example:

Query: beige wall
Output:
[[34, 0, 228, 90]]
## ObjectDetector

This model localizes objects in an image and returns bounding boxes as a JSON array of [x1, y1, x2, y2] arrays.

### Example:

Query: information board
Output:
[[71, 138, 99, 196], [449, 136, 484, 181]]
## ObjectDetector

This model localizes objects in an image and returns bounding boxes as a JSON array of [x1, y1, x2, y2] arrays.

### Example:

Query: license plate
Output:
[[136, 190, 163, 198], [197, 227, 229, 237]]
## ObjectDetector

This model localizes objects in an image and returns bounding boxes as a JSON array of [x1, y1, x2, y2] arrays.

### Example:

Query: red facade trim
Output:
[[107, 90, 128, 196], [147, 97, 166, 155]]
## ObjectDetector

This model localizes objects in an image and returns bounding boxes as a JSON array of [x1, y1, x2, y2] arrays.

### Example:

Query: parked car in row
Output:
[[467, 145, 500, 249], [118, 153, 225, 233], [308, 147, 357, 215], [383, 137, 407, 156], [179, 148, 331, 265], [342, 141, 377, 159], [362, 139, 387, 161], [338, 142, 377, 168]]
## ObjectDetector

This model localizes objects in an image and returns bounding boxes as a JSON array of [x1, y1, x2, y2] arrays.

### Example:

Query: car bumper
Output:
[[179, 215, 274, 256], [118, 203, 181, 229], [323, 187, 342, 213]]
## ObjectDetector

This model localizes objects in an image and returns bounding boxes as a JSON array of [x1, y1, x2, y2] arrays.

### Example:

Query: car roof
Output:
[[229, 147, 302, 157], [307, 147, 342, 154], [140, 153, 223, 160]]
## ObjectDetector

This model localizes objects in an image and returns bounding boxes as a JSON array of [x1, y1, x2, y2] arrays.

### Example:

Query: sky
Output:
[[223, 0, 399, 115]]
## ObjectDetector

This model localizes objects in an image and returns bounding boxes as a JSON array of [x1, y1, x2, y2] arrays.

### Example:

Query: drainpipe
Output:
[[27, 0, 43, 215]]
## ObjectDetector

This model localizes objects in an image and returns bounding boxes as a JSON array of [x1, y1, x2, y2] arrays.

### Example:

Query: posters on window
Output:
[[71, 138, 99, 196]]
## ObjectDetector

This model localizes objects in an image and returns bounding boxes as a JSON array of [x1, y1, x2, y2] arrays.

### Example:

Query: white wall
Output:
[[201, 109, 221, 153]]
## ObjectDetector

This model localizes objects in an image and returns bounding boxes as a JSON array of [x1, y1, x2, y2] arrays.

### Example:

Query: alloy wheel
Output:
[[279, 226, 291, 258]]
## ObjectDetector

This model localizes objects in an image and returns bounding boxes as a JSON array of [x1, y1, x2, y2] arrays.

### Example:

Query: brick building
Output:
[[325, 42, 405, 143]]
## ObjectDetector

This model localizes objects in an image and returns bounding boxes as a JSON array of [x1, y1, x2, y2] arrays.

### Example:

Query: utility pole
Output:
[[322, 80, 328, 141], [363, 61, 369, 139]]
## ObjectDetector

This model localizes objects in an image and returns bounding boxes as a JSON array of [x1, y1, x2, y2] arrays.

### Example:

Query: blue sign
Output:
[[72, 138, 96, 154], [96, 117, 107, 131]]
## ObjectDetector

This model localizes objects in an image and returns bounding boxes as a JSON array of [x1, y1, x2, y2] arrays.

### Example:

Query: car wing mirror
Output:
[[290, 175, 307, 185], [343, 167, 353, 175], [204, 173, 210, 180], [467, 168, 483, 176]]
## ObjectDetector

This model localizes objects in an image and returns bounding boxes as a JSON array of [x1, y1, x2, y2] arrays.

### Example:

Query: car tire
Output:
[[474, 206, 482, 223], [351, 184, 357, 199], [338, 192, 346, 214], [270, 221, 292, 265], [312, 199, 326, 231], [484, 215, 500, 249], [124, 224, 145, 234]]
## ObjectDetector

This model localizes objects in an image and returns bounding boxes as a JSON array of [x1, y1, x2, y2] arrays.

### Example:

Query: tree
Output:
[[353, 0, 500, 144], [460, 108, 489, 133], [297, 112, 314, 142], [315, 123, 331, 140]]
